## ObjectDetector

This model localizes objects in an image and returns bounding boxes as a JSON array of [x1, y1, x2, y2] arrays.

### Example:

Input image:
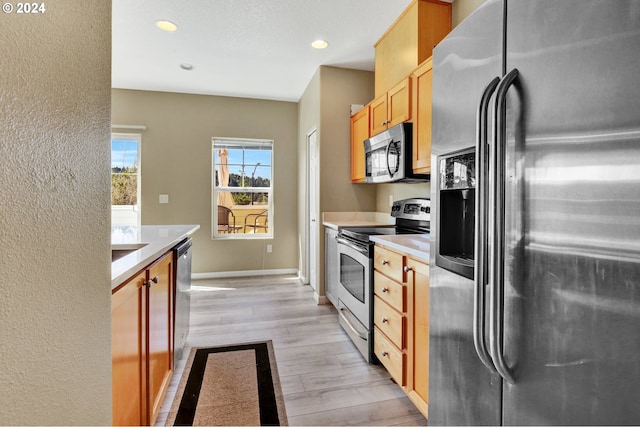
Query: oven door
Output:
[[336, 236, 372, 329]]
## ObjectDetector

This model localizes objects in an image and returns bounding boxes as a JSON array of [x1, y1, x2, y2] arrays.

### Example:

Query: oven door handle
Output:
[[336, 235, 369, 256]]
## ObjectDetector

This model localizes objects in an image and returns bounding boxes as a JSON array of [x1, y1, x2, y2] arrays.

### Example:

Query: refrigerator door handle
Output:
[[474, 76, 501, 374], [489, 68, 519, 385]]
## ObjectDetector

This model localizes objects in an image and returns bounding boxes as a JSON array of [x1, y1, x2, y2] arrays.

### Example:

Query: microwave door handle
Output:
[[489, 68, 518, 385], [474, 76, 501, 374], [386, 142, 400, 177]]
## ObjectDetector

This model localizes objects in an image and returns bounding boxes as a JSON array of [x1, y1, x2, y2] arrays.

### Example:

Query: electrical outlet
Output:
[[266, 244, 273, 253], [159, 194, 169, 204]]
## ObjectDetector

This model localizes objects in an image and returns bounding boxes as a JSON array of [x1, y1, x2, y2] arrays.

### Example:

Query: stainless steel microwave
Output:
[[364, 122, 429, 183]]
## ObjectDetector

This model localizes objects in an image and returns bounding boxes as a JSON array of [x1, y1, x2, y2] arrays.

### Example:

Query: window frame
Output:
[[211, 137, 274, 240], [111, 133, 141, 227]]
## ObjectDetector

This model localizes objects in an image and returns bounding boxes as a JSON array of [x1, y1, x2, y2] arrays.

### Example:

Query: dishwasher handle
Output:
[[175, 238, 192, 257]]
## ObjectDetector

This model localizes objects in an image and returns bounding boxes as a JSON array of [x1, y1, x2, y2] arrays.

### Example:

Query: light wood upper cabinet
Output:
[[350, 0, 449, 182], [374, 0, 451, 97], [370, 93, 389, 137], [388, 77, 412, 128], [350, 106, 370, 183], [411, 57, 433, 174], [112, 251, 174, 426], [370, 77, 413, 137]]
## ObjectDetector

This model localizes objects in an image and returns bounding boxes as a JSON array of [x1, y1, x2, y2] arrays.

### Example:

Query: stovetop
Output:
[[341, 224, 427, 243], [338, 198, 430, 244]]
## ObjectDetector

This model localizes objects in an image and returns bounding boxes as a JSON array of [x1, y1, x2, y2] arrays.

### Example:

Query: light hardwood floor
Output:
[[156, 275, 427, 426]]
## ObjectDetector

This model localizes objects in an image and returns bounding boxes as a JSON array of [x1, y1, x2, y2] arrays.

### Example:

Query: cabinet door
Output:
[[375, 295, 405, 349], [374, 0, 451, 97], [374, 328, 406, 386], [374, 0, 418, 97], [374, 245, 405, 283], [388, 77, 411, 128], [112, 271, 147, 426], [350, 107, 369, 183], [374, 270, 406, 312], [412, 58, 433, 173], [147, 253, 173, 425], [369, 94, 389, 136], [407, 257, 429, 413]]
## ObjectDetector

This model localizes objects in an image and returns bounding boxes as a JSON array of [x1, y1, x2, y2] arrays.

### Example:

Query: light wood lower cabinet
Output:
[[112, 251, 174, 426], [406, 256, 430, 416], [112, 269, 146, 426], [373, 244, 429, 418]]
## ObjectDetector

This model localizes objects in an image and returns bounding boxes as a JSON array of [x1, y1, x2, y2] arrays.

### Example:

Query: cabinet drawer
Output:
[[374, 270, 405, 312], [374, 327, 406, 386], [374, 295, 405, 348], [374, 245, 405, 283]]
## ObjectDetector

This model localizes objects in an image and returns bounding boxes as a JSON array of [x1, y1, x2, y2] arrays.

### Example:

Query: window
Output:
[[212, 138, 273, 239], [111, 133, 141, 227]]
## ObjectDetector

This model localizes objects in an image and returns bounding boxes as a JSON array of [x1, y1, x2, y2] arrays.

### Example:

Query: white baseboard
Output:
[[192, 268, 299, 280]]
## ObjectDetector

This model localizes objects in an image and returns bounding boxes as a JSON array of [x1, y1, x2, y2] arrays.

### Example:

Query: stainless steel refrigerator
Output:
[[429, 0, 640, 425]]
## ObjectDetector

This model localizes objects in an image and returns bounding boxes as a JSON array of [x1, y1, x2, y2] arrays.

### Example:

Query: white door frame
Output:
[[306, 127, 320, 301]]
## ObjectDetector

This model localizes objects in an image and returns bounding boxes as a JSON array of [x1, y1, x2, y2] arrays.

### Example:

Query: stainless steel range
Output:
[[336, 198, 430, 362]]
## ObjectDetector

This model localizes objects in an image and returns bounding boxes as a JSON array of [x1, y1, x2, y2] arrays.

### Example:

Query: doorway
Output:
[[306, 128, 319, 293]]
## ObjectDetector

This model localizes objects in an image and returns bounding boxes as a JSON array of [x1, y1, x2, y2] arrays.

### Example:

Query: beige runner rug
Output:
[[165, 341, 288, 426]]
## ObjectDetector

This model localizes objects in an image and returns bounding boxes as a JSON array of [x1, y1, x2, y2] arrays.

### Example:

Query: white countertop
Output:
[[111, 224, 200, 290], [370, 234, 430, 261], [322, 212, 395, 230]]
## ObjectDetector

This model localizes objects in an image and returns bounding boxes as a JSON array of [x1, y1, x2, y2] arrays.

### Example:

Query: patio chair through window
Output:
[[218, 205, 241, 233], [244, 209, 268, 234]]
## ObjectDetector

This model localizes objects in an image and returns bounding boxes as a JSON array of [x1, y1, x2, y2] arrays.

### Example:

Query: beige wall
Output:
[[375, 182, 431, 212], [111, 89, 299, 274], [319, 67, 378, 213], [0, 1, 113, 424], [297, 69, 321, 284], [453, 0, 487, 27], [298, 66, 377, 296]]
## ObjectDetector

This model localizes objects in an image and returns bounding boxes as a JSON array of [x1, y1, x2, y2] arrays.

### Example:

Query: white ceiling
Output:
[[112, 0, 418, 102]]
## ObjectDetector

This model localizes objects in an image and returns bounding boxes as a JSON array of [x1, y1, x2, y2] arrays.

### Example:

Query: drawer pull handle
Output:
[[382, 287, 389, 293], [381, 351, 389, 357], [404, 266, 413, 273], [382, 317, 388, 323], [381, 260, 389, 265]]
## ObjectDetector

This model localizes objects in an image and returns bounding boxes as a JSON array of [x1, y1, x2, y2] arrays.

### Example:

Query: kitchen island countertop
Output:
[[370, 234, 430, 261], [111, 224, 200, 290]]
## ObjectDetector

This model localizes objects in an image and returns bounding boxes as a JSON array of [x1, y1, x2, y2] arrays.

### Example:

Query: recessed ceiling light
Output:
[[180, 63, 194, 71], [311, 40, 329, 49], [156, 20, 178, 32]]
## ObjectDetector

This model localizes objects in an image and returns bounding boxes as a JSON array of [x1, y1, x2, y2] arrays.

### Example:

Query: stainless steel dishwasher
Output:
[[173, 238, 192, 368]]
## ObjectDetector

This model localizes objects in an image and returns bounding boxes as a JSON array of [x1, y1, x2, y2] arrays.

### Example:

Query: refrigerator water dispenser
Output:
[[435, 147, 475, 279]]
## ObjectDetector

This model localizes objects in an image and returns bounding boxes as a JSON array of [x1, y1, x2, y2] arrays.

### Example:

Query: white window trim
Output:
[[111, 133, 141, 227], [211, 137, 274, 240]]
